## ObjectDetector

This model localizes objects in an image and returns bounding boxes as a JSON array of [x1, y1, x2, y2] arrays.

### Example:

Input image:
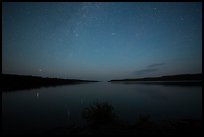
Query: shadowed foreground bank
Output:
[[1, 74, 98, 91], [46, 102, 202, 136], [47, 119, 202, 136]]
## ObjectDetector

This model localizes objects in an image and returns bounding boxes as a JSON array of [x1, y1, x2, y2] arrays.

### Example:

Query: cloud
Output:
[[133, 62, 165, 76], [147, 63, 165, 68], [134, 68, 159, 75]]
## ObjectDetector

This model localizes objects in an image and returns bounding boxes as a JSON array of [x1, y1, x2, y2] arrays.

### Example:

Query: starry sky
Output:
[[2, 2, 202, 81]]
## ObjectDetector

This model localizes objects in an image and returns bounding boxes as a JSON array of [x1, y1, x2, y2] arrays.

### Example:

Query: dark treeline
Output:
[[109, 73, 202, 82], [1, 74, 98, 91]]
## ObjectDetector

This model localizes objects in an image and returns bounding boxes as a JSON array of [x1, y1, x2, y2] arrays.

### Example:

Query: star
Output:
[[180, 17, 184, 21], [153, 7, 157, 10], [135, 33, 139, 37], [82, 14, 87, 18], [26, 11, 31, 15], [69, 53, 73, 57], [38, 68, 43, 72], [75, 33, 79, 37]]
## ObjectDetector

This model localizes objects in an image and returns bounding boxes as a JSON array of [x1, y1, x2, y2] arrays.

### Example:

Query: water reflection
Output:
[[33, 90, 40, 99], [66, 108, 70, 120], [2, 82, 202, 135], [80, 99, 83, 105], [36, 92, 39, 98]]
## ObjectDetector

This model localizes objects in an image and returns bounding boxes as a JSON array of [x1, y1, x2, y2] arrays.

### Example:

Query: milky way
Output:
[[2, 2, 202, 80]]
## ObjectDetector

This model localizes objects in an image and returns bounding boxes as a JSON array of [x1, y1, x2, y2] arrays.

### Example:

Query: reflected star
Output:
[[37, 92, 39, 98]]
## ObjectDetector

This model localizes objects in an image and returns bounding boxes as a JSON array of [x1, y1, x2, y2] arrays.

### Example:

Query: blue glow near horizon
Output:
[[2, 2, 202, 80]]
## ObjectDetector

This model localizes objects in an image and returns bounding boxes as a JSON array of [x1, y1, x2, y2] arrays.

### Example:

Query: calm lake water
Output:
[[2, 82, 202, 135]]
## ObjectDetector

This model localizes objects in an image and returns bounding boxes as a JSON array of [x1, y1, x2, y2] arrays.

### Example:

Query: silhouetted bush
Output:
[[133, 114, 155, 133], [82, 102, 117, 128]]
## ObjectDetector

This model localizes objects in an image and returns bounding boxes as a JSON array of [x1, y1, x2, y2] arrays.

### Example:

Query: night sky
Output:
[[2, 2, 202, 81]]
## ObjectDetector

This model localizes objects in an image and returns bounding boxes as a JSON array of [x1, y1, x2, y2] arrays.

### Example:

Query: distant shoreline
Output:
[[109, 81, 202, 87], [1, 73, 202, 91], [108, 73, 202, 86], [1, 74, 98, 92], [109, 73, 202, 81]]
